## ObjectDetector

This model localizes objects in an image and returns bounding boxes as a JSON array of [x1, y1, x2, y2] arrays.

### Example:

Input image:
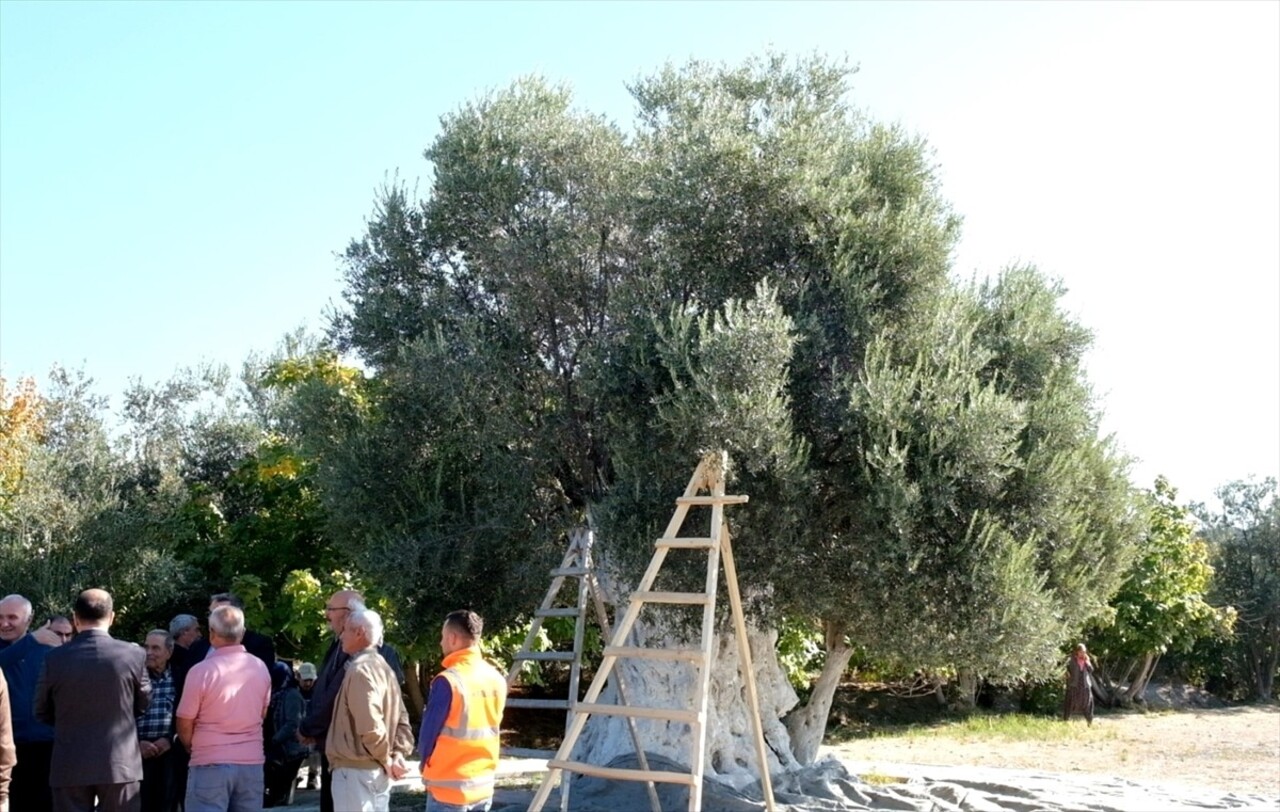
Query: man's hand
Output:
[[32, 624, 62, 647], [139, 740, 157, 759], [386, 753, 408, 780], [298, 733, 316, 747]]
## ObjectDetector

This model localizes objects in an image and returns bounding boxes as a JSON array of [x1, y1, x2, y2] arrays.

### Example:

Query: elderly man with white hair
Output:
[[0, 594, 61, 811], [326, 606, 414, 811]]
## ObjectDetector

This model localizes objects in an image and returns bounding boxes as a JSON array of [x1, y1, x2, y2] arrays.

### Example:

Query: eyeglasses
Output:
[[324, 606, 350, 614]]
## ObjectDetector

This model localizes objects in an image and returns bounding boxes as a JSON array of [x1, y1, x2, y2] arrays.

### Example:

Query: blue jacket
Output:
[[0, 634, 55, 742]]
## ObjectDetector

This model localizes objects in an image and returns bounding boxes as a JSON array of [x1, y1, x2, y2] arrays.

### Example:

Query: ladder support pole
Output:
[[720, 521, 777, 812], [590, 570, 662, 812], [687, 470, 726, 812], [560, 531, 592, 812]]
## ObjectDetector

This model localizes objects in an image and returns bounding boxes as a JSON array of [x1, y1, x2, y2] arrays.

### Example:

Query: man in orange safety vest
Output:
[[418, 610, 507, 812]]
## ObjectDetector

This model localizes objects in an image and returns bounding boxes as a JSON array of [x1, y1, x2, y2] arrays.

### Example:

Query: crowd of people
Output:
[[0, 589, 507, 812]]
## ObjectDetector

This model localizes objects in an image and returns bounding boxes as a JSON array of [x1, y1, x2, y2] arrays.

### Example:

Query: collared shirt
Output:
[[136, 667, 174, 741], [175, 643, 270, 767]]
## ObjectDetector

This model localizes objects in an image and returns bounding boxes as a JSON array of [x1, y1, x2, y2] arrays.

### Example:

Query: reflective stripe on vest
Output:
[[439, 668, 504, 740], [427, 776, 496, 791], [422, 648, 507, 806]]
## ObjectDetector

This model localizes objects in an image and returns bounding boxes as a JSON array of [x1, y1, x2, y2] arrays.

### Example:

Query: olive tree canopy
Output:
[[319, 54, 1140, 762]]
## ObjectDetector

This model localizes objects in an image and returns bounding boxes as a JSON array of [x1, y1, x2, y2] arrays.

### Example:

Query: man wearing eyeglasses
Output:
[[298, 590, 404, 812]]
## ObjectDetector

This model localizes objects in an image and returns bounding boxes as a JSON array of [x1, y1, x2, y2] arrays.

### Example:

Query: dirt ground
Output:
[[825, 704, 1280, 799]]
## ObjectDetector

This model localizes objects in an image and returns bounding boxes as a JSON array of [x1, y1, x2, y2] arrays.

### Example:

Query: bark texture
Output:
[[783, 621, 853, 765], [570, 617, 802, 789]]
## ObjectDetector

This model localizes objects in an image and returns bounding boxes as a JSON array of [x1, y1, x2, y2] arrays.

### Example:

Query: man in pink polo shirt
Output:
[[175, 604, 271, 812]]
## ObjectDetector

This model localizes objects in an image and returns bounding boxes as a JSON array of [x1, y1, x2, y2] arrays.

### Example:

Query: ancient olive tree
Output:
[[325, 54, 1140, 773]]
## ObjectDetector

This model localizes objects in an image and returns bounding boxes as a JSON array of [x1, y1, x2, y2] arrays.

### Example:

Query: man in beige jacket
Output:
[[326, 605, 414, 811], [0, 669, 15, 812]]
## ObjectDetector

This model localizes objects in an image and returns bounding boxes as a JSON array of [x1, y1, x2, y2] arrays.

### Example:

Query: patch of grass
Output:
[[389, 785, 426, 811], [859, 770, 908, 786], [496, 773, 543, 791], [869, 713, 1116, 743]]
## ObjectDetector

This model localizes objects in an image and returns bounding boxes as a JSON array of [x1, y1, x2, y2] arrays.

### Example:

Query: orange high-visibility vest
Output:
[[422, 647, 507, 805]]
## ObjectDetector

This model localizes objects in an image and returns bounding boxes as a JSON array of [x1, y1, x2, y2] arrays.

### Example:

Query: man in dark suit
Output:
[[35, 588, 152, 812], [186, 592, 275, 671], [166, 613, 201, 811]]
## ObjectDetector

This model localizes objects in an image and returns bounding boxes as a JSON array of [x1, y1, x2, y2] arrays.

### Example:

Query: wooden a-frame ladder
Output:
[[528, 452, 777, 812], [503, 528, 594, 726], [503, 528, 663, 812]]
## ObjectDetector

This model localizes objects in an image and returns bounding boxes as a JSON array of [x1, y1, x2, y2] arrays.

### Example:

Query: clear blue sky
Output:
[[2, 0, 1276, 507]]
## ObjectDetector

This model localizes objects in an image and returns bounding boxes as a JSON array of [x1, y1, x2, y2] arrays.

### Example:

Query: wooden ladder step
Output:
[[505, 698, 572, 710], [548, 759, 695, 786], [533, 607, 580, 618], [576, 701, 700, 723], [603, 645, 706, 662], [655, 537, 718, 549], [549, 566, 589, 577], [675, 495, 749, 505], [515, 651, 577, 662], [631, 590, 709, 605]]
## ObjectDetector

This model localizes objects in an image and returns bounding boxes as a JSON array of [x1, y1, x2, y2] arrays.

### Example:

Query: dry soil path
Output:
[[824, 704, 1280, 800]]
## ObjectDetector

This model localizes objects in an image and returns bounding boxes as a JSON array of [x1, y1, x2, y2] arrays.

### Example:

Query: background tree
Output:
[[0, 376, 43, 517], [159, 349, 356, 662], [0, 368, 197, 635], [1196, 478, 1280, 700], [0, 355, 354, 658], [1086, 477, 1234, 706]]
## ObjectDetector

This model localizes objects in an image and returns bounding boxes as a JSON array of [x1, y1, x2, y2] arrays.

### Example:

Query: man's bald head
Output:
[[325, 589, 364, 636], [73, 588, 114, 629]]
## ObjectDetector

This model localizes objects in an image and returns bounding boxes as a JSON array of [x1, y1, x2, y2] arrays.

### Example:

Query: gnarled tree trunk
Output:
[[1249, 631, 1279, 700], [953, 667, 980, 711], [783, 620, 853, 766], [403, 658, 426, 727], [1123, 653, 1159, 705], [569, 613, 803, 789]]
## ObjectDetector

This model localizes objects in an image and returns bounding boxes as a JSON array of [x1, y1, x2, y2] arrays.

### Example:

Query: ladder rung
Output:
[[534, 607, 580, 618], [576, 701, 700, 723], [504, 698, 571, 710], [550, 566, 588, 576], [515, 651, 576, 662], [631, 590, 709, 605], [655, 537, 718, 549], [675, 495, 749, 505], [603, 645, 706, 662], [548, 759, 695, 786]]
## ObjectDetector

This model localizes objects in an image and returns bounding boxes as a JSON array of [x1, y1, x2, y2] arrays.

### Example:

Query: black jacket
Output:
[[298, 639, 404, 739]]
